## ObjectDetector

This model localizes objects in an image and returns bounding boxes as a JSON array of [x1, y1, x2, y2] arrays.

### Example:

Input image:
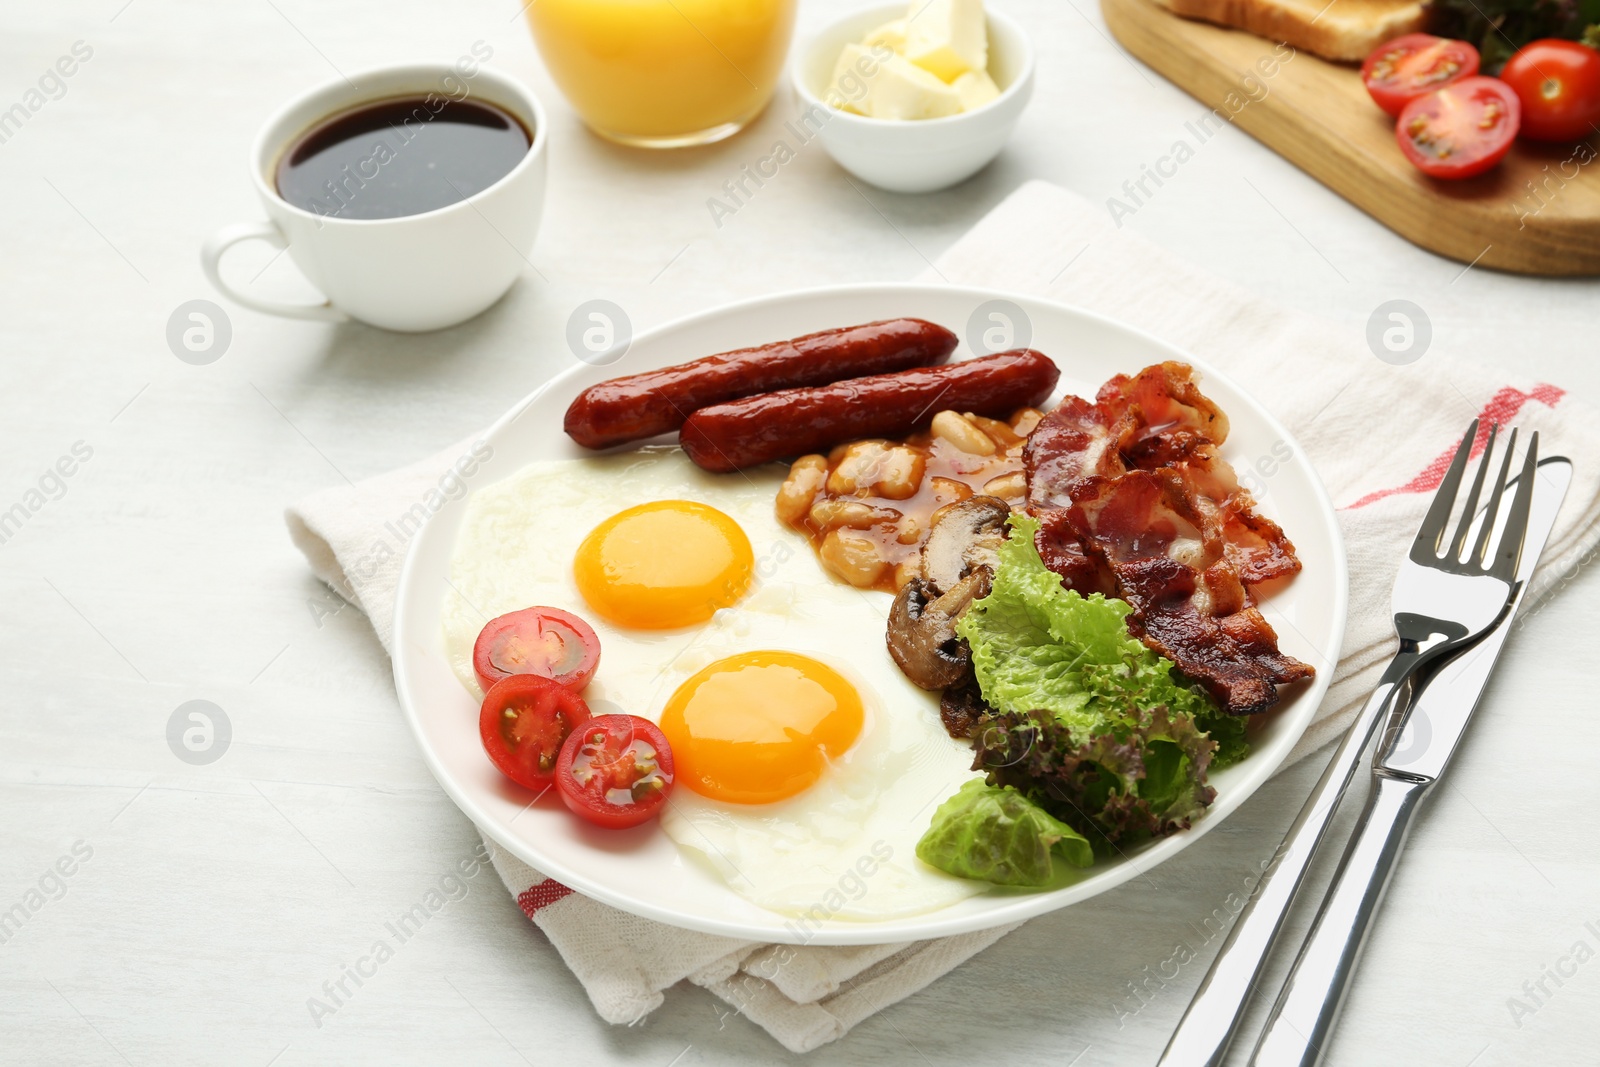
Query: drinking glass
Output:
[[527, 0, 797, 147]]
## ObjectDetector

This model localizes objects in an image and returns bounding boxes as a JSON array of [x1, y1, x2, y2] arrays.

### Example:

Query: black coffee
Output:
[[275, 95, 531, 221]]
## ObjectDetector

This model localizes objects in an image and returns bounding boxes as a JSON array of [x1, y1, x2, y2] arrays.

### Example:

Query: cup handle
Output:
[[200, 221, 348, 323]]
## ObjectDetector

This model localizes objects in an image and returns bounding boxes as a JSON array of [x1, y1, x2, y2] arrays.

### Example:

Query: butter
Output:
[[903, 0, 987, 82], [828, 43, 877, 114], [865, 54, 963, 120], [827, 1, 1000, 120], [862, 18, 907, 52], [951, 69, 1000, 111], [829, 44, 962, 120]]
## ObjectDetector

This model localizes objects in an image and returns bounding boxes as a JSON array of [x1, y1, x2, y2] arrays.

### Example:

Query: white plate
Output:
[[392, 284, 1349, 946]]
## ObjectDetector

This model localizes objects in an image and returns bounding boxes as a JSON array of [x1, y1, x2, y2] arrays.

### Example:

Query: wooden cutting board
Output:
[[1101, 0, 1600, 276]]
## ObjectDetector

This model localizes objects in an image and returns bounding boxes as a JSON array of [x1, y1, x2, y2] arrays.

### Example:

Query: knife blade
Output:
[[1249, 455, 1572, 1067]]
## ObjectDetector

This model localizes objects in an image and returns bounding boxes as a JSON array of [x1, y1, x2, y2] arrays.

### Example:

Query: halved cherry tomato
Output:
[[479, 675, 591, 791], [555, 715, 675, 829], [1499, 39, 1600, 143], [1362, 34, 1480, 117], [473, 606, 600, 694], [1396, 76, 1521, 180]]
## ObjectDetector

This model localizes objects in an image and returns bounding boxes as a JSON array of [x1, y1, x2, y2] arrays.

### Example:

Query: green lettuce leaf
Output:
[[956, 514, 1216, 730], [952, 514, 1244, 848], [974, 705, 1218, 844], [916, 780, 1093, 887]]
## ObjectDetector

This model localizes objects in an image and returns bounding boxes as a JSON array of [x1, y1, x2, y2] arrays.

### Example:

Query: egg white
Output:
[[441, 447, 986, 921]]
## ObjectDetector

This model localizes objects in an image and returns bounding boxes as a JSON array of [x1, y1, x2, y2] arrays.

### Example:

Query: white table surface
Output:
[[3, 1, 1597, 1064]]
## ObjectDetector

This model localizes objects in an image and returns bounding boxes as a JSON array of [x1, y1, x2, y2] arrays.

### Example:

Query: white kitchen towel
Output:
[[286, 179, 1600, 1054]]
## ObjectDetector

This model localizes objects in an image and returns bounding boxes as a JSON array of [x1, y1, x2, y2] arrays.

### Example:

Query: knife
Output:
[[1249, 456, 1573, 1067]]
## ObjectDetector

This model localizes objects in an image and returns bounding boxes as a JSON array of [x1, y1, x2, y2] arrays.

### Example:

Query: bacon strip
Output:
[[1024, 362, 1312, 715]]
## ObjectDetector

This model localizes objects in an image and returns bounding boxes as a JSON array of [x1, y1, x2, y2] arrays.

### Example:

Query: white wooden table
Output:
[[2, 1, 1596, 1064]]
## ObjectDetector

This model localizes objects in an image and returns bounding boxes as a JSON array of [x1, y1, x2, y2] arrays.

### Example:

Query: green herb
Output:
[[1428, 0, 1600, 71]]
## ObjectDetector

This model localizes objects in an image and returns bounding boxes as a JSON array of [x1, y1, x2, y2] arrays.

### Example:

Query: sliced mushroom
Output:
[[886, 569, 992, 690], [938, 675, 990, 739], [921, 495, 1011, 595]]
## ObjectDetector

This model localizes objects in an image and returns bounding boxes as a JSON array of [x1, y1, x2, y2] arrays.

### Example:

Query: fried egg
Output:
[[659, 651, 864, 805], [573, 500, 754, 630], [441, 447, 985, 921]]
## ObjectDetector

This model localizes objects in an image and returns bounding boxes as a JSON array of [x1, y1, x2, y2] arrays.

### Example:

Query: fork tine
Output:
[[1414, 419, 1479, 557], [1489, 431, 1540, 580], [1471, 427, 1518, 566], [1450, 423, 1497, 560]]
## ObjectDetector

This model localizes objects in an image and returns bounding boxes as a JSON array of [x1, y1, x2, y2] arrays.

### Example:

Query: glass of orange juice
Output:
[[527, 0, 797, 148]]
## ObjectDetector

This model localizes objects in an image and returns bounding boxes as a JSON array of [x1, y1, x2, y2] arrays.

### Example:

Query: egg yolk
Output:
[[573, 500, 754, 630], [658, 651, 864, 804]]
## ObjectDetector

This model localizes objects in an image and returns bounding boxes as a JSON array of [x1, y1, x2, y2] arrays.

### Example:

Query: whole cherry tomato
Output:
[[1499, 39, 1600, 143]]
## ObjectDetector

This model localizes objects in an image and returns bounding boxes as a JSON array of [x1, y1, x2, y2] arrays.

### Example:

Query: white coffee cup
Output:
[[202, 62, 548, 333]]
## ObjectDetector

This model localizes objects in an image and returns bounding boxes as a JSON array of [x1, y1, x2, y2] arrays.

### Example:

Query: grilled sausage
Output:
[[680, 350, 1060, 473], [563, 318, 958, 449]]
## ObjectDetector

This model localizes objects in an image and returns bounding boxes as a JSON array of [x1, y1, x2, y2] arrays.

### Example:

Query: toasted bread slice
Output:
[[1148, 0, 1427, 62]]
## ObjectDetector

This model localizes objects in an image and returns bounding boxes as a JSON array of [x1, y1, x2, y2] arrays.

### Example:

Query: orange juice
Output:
[[527, 0, 796, 146]]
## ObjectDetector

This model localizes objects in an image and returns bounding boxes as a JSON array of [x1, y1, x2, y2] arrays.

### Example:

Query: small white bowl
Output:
[[792, 3, 1034, 194]]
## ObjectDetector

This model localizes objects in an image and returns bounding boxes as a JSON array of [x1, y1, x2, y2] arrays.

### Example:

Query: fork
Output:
[[1249, 440, 1554, 1067], [1157, 420, 1537, 1067]]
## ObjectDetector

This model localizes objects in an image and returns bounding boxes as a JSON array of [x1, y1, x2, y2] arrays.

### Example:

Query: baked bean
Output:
[[1011, 408, 1043, 435], [819, 529, 890, 588], [775, 455, 828, 525], [983, 471, 1026, 502], [894, 514, 922, 545], [966, 413, 1023, 448], [929, 477, 973, 507], [826, 441, 925, 499], [930, 411, 996, 456], [808, 498, 896, 531]]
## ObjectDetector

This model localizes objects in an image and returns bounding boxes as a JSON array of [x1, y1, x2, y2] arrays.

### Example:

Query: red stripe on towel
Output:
[[1347, 384, 1565, 510], [518, 878, 575, 918]]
